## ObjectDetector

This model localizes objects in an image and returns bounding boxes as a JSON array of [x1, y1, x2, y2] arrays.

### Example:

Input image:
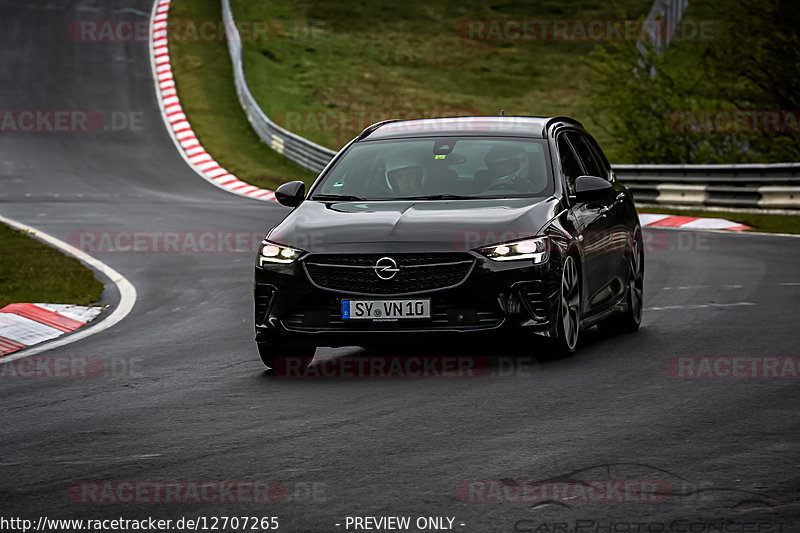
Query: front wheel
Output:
[[551, 255, 581, 356], [599, 231, 643, 335], [257, 341, 316, 369]]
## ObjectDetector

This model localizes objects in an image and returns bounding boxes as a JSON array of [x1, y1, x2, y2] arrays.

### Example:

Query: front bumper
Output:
[[254, 252, 562, 348]]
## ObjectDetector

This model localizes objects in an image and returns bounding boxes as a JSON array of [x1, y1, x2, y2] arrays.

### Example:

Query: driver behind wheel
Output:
[[385, 151, 425, 197], [484, 144, 531, 190]]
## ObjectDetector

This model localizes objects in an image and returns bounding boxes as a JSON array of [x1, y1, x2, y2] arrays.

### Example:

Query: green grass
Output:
[[0, 223, 104, 308], [169, 0, 654, 187], [235, 0, 653, 154], [638, 207, 800, 234], [167, 0, 800, 235], [168, 0, 317, 189]]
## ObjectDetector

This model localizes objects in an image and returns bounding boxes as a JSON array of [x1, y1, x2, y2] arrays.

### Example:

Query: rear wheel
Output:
[[599, 231, 643, 335], [257, 341, 316, 369], [551, 255, 581, 355]]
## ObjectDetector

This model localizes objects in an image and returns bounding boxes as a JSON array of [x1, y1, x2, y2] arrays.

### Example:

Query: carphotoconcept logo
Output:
[[514, 519, 788, 532]]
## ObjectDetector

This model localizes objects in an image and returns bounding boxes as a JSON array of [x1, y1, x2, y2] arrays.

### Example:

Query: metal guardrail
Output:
[[638, 0, 688, 54], [221, 0, 335, 174], [220, 0, 800, 211], [613, 163, 800, 184], [615, 164, 800, 209]]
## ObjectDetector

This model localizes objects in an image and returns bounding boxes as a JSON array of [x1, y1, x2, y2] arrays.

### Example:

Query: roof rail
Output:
[[544, 116, 584, 134], [356, 120, 401, 141]]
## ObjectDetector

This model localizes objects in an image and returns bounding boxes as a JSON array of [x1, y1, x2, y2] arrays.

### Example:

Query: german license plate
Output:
[[342, 299, 431, 320]]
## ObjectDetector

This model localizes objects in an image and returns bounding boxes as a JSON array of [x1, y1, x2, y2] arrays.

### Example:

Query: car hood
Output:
[[268, 197, 562, 254]]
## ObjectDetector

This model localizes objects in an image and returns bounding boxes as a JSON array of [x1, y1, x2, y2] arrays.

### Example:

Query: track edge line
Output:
[[0, 214, 137, 363]]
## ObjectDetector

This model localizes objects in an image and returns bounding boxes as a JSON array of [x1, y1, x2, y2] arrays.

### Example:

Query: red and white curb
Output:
[[0, 214, 137, 364], [149, 0, 276, 201], [0, 304, 104, 357], [638, 214, 750, 231]]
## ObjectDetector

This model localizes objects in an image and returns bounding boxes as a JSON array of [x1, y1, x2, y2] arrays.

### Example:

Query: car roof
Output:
[[357, 115, 583, 141]]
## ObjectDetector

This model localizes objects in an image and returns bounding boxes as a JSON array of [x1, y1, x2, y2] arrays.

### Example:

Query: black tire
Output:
[[598, 230, 643, 335], [257, 341, 316, 369], [550, 255, 581, 356]]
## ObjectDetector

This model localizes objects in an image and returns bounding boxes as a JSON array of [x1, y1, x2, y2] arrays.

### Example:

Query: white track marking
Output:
[[638, 213, 748, 231], [0, 314, 64, 345], [34, 304, 104, 323], [661, 285, 742, 291], [148, 0, 276, 202], [0, 214, 137, 363], [645, 302, 755, 311], [638, 214, 671, 225], [644, 226, 800, 238], [680, 217, 747, 230]]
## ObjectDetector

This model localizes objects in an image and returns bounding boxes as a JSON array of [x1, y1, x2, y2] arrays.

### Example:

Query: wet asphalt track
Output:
[[1, 1, 799, 531]]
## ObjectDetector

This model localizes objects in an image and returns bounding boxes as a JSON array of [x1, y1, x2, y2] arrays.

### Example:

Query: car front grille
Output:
[[303, 253, 475, 295]]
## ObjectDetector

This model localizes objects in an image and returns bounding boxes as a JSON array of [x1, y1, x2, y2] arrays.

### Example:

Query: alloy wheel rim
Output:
[[561, 256, 580, 350], [630, 235, 643, 323]]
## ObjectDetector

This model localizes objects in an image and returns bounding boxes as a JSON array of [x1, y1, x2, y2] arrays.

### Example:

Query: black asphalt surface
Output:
[[1, 1, 799, 532]]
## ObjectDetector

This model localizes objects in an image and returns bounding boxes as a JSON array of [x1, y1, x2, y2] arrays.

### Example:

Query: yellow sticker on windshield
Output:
[[434, 155, 446, 159]]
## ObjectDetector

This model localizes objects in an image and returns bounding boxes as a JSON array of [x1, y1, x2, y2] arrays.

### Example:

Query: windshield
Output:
[[311, 137, 553, 200]]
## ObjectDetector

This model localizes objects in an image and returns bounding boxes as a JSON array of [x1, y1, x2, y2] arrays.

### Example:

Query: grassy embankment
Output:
[[169, 0, 799, 233], [169, 0, 653, 188], [0, 223, 103, 308]]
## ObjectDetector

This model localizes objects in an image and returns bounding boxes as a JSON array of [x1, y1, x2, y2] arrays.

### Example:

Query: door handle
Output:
[[600, 193, 626, 217]]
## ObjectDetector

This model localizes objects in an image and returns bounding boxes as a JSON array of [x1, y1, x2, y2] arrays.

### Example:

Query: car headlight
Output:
[[477, 236, 549, 263], [257, 241, 305, 266]]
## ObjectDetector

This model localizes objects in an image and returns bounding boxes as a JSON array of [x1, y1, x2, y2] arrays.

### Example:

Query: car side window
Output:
[[582, 134, 612, 181], [566, 132, 603, 180], [556, 135, 582, 195]]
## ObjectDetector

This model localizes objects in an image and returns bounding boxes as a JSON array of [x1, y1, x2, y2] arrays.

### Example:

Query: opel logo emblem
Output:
[[374, 256, 399, 280]]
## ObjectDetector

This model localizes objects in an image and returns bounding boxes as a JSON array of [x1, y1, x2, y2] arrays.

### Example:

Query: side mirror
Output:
[[574, 175, 613, 202], [275, 181, 306, 208]]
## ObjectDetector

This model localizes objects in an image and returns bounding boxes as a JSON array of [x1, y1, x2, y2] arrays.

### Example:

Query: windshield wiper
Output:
[[394, 194, 476, 200], [312, 194, 364, 201]]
